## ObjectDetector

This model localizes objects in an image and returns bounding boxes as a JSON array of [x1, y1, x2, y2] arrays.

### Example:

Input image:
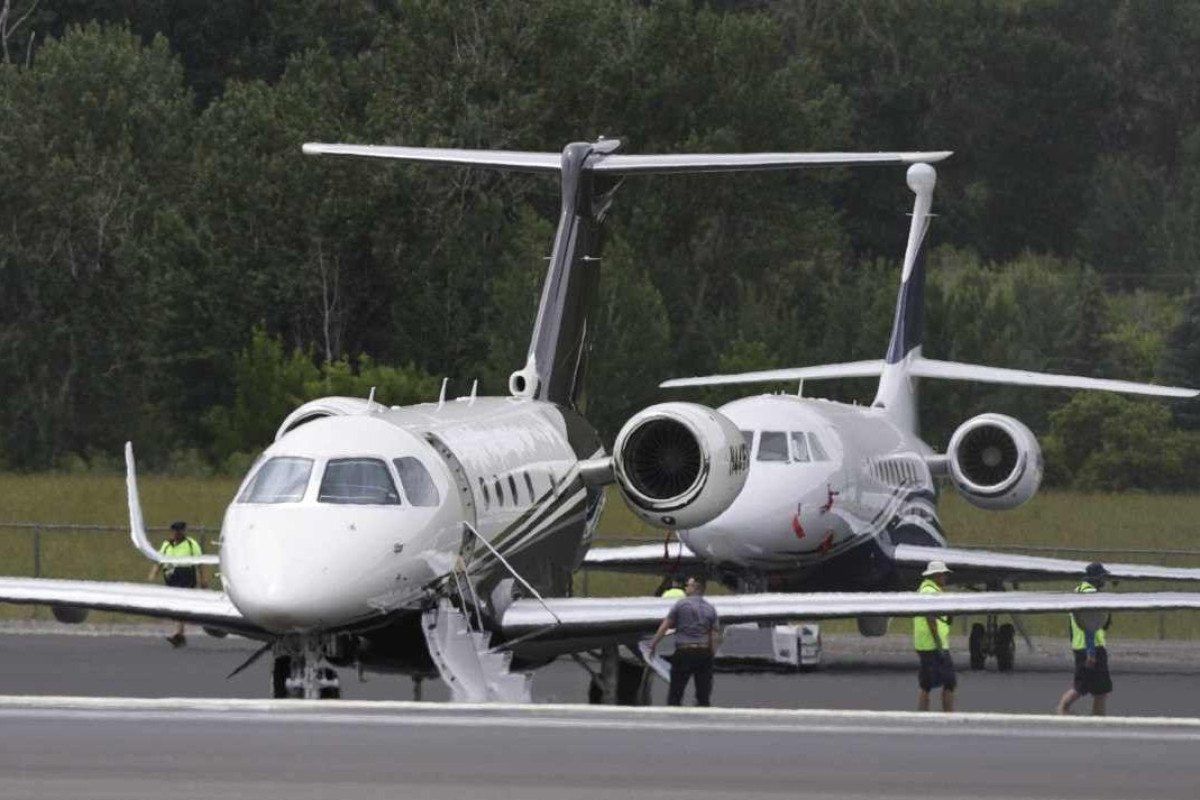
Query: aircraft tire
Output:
[[995, 623, 1016, 672], [968, 623, 987, 670], [271, 656, 290, 699]]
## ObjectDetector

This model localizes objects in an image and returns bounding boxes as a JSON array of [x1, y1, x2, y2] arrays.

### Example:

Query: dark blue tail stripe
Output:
[[884, 225, 928, 364]]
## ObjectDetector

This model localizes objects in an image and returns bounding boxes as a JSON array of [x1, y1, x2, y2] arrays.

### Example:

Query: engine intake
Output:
[[613, 402, 748, 529], [946, 413, 1042, 510]]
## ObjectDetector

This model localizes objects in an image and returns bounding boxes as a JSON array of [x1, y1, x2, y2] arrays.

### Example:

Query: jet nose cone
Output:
[[221, 510, 363, 633]]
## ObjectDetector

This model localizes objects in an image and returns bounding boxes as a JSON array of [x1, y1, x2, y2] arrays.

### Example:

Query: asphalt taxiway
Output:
[[2, 625, 1199, 715]]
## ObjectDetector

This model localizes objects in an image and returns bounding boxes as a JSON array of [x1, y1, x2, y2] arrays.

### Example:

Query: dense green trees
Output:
[[2, 3, 1200, 489]]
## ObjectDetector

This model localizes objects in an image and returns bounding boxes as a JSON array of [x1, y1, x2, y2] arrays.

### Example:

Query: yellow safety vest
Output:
[[913, 578, 950, 652], [1069, 581, 1108, 650], [160, 537, 201, 576]]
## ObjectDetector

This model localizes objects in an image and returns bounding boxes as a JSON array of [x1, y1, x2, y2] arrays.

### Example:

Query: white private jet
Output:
[[583, 160, 1200, 671], [4, 140, 1200, 702]]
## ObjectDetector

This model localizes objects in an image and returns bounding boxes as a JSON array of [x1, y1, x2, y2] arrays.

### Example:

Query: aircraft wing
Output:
[[893, 544, 1200, 585], [580, 540, 706, 574], [0, 578, 265, 638], [500, 589, 1200, 643]]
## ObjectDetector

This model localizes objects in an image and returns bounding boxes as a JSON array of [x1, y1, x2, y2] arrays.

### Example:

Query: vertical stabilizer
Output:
[[873, 163, 937, 432], [508, 140, 621, 409]]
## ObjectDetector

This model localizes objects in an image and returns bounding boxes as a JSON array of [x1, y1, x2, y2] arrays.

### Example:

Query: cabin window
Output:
[[394, 457, 440, 507], [808, 433, 830, 461], [479, 477, 491, 509], [494, 478, 505, 507], [508, 474, 519, 505], [740, 430, 755, 457], [757, 431, 789, 462], [789, 432, 811, 463], [524, 471, 536, 503], [239, 457, 313, 504], [318, 458, 400, 505]]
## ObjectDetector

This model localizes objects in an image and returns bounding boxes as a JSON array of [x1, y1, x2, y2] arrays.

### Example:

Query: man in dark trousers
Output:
[[147, 521, 207, 648], [648, 575, 720, 706], [1057, 562, 1113, 716]]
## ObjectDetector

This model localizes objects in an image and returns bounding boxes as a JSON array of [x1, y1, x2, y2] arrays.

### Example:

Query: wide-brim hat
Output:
[[922, 560, 951, 577]]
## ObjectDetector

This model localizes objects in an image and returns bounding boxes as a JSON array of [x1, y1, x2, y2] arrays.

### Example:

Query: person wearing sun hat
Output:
[[914, 560, 956, 712], [1057, 562, 1114, 716]]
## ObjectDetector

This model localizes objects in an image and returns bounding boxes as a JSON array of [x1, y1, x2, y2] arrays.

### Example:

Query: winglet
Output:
[[125, 442, 219, 567]]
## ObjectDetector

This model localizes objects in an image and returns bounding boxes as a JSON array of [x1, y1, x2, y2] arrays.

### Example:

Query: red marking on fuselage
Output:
[[820, 485, 840, 514], [818, 531, 835, 555], [792, 512, 806, 539]]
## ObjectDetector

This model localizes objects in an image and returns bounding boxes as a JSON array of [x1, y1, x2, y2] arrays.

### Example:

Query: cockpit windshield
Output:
[[394, 457, 440, 507], [239, 457, 313, 504], [318, 458, 401, 505], [757, 431, 789, 462]]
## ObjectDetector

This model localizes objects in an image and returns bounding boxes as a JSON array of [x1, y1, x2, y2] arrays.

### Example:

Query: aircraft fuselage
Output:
[[680, 394, 944, 591], [220, 397, 604, 635]]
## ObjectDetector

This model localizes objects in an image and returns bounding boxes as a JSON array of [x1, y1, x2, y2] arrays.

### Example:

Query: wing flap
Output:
[[894, 544, 1200, 583], [0, 578, 263, 637]]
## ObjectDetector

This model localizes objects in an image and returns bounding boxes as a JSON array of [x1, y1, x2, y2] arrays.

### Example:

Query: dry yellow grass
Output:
[[3, 475, 1199, 637]]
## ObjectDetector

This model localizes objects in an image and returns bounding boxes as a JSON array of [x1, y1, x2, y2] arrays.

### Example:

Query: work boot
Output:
[[166, 633, 186, 648]]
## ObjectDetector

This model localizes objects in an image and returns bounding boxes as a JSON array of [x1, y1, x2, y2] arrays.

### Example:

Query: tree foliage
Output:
[[2, 5, 1200, 490]]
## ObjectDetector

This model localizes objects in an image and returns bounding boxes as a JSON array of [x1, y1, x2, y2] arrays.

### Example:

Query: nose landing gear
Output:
[[271, 636, 343, 699]]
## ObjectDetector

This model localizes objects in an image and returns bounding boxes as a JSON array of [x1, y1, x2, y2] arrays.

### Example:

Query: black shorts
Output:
[[917, 650, 957, 692], [1073, 647, 1112, 696], [164, 567, 197, 589]]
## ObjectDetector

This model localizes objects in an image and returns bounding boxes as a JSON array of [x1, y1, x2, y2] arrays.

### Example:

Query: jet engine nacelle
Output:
[[274, 396, 378, 441], [946, 413, 1043, 510], [612, 402, 749, 530]]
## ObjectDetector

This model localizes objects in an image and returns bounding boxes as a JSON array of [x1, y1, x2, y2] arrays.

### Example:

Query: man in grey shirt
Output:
[[649, 575, 720, 706]]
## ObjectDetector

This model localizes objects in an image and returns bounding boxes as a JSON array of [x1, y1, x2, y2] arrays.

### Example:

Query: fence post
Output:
[[1159, 611, 1166, 641], [33, 526, 42, 579]]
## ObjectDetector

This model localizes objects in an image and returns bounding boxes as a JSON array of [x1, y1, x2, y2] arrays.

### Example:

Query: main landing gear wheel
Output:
[[995, 623, 1016, 673], [967, 615, 1018, 672], [969, 623, 987, 671]]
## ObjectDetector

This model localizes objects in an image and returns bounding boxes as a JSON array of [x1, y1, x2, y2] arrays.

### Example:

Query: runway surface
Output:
[[3, 626, 1199, 715], [1, 699, 1198, 799], [3, 629, 1200, 799]]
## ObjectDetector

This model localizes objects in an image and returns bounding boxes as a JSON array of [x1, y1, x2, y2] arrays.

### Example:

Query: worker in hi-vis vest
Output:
[[1056, 562, 1113, 716], [914, 560, 956, 712], [147, 521, 207, 648]]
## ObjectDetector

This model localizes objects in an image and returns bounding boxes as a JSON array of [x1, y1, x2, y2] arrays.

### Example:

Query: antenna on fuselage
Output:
[[366, 386, 377, 411], [797, 379, 805, 397], [437, 378, 448, 411], [469, 379, 478, 405]]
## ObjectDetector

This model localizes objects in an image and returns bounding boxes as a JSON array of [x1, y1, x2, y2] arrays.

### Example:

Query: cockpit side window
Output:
[[790, 432, 811, 463], [394, 457, 440, 507], [757, 431, 789, 462], [318, 458, 400, 505], [808, 433, 831, 461], [239, 457, 313, 504]]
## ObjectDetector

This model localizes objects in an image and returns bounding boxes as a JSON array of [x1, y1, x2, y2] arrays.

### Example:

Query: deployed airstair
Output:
[[421, 598, 532, 703]]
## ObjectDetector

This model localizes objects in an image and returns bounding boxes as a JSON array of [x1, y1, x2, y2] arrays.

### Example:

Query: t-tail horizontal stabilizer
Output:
[[301, 142, 952, 175], [661, 359, 1198, 398], [125, 442, 219, 567]]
